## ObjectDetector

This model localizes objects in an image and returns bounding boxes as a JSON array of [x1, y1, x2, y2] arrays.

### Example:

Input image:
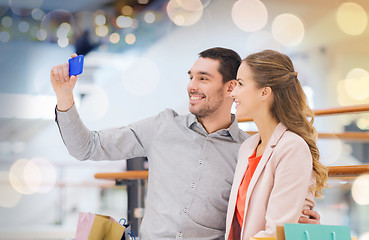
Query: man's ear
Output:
[[227, 80, 237, 94]]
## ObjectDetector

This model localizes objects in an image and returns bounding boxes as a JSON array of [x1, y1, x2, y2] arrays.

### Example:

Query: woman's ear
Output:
[[227, 80, 237, 94], [261, 87, 273, 100]]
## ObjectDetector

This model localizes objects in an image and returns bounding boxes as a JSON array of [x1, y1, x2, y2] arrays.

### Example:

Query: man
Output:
[[51, 47, 319, 240]]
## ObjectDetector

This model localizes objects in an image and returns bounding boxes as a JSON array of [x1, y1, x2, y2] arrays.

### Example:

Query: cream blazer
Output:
[[225, 123, 315, 240]]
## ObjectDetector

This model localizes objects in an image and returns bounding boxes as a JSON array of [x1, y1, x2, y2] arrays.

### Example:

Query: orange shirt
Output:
[[235, 150, 262, 227]]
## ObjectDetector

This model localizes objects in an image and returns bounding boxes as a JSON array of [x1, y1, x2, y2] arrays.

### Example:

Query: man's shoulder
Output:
[[151, 108, 189, 125]]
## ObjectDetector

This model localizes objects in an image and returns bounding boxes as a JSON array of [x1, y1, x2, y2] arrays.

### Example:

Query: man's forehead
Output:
[[189, 57, 220, 75]]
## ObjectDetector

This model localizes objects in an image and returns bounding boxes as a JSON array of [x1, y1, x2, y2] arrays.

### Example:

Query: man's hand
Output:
[[299, 209, 321, 224], [50, 53, 78, 111]]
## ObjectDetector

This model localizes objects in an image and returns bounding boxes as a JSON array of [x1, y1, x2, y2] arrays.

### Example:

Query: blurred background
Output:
[[0, 0, 369, 239]]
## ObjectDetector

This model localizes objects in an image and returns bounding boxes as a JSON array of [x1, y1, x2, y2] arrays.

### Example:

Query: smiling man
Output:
[[51, 47, 319, 240]]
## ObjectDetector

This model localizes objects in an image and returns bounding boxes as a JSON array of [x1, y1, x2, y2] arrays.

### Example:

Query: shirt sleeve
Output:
[[253, 135, 314, 237], [55, 104, 160, 161]]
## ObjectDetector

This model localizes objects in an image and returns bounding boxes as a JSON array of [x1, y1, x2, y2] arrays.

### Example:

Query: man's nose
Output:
[[188, 78, 198, 90]]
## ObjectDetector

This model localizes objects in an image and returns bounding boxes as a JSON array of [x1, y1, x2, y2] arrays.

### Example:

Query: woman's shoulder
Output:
[[279, 130, 308, 147]]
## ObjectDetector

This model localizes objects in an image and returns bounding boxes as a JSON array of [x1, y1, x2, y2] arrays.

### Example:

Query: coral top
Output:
[[235, 150, 262, 227]]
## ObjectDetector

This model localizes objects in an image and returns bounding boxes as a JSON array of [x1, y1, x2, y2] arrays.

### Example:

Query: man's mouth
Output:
[[189, 94, 205, 103]]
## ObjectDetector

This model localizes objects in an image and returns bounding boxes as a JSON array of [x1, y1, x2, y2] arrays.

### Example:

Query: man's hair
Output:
[[199, 47, 241, 83]]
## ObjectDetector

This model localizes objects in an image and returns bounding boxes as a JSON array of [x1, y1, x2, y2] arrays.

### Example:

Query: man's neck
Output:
[[197, 112, 233, 134]]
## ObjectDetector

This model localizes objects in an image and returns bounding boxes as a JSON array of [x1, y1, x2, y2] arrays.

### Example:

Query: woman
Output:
[[225, 50, 328, 239]]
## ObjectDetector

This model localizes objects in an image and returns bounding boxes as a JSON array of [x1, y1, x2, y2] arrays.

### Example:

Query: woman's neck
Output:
[[253, 113, 279, 156]]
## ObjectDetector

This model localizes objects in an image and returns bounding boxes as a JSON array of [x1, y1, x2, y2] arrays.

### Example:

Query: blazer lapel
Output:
[[227, 133, 261, 226], [241, 123, 288, 234]]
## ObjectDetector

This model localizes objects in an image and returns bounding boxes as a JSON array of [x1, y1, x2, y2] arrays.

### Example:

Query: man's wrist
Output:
[[56, 95, 74, 112]]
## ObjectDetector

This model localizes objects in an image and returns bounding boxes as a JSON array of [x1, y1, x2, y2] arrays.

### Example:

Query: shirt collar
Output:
[[187, 113, 241, 141]]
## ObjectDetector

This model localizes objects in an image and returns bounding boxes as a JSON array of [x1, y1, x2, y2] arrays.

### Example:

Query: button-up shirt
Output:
[[55, 105, 249, 240]]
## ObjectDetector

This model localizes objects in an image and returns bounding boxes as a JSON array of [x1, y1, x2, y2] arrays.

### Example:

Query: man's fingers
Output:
[[62, 63, 69, 82], [303, 209, 320, 220], [52, 66, 60, 82]]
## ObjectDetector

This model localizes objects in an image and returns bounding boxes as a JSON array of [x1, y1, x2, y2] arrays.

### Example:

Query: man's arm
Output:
[[299, 209, 321, 224]]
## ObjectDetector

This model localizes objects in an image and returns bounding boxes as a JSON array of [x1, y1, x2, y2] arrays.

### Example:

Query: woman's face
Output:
[[231, 62, 264, 119]]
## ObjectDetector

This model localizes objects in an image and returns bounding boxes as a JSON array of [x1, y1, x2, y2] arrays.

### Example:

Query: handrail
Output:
[[246, 131, 369, 142], [94, 171, 149, 180], [237, 104, 369, 122], [94, 165, 369, 181], [327, 165, 369, 178]]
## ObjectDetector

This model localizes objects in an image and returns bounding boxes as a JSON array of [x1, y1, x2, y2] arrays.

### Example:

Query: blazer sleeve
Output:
[[253, 134, 313, 237]]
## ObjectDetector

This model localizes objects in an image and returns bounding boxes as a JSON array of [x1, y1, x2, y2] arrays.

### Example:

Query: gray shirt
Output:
[[55, 105, 249, 240]]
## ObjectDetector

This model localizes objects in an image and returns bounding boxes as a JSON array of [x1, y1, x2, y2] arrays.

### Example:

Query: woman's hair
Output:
[[244, 49, 328, 197]]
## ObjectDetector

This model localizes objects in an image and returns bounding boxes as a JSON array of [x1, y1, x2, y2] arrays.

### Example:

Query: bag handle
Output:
[[304, 230, 310, 240]]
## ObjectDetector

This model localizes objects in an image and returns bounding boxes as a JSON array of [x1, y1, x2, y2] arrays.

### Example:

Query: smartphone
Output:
[[69, 55, 84, 77]]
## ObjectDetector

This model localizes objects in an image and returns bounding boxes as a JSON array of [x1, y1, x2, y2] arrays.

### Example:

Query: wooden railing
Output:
[[240, 104, 369, 143], [95, 105, 369, 182]]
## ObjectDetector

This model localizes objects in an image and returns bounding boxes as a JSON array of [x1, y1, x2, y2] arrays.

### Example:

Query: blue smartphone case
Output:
[[69, 55, 84, 77]]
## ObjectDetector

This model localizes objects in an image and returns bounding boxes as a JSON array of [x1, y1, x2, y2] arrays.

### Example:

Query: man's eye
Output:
[[238, 82, 243, 86], [200, 77, 207, 81]]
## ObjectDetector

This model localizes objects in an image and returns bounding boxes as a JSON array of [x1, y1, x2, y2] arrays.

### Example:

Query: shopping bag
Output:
[[249, 224, 355, 240], [75, 212, 126, 240], [119, 218, 136, 240], [283, 223, 351, 240]]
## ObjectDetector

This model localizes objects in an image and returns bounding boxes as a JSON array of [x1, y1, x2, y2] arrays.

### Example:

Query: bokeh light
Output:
[[18, 21, 29, 33], [41, 9, 75, 41], [272, 13, 304, 47], [30, 157, 57, 193], [317, 137, 343, 166], [36, 28, 47, 41], [9, 159, 34, 194], [116, 15, 133, 28], [122, 57, 160, 96], [31, 8, 45, 20], [167, 0, 203, 26], [0, 31, 10, 43], [0, 171, 22, 208], [344, 68, 369, 101], [56, 22, 71, 38], [95, 14, 106, 26], [24, 160, 42, 192], [2, 16, 13, 28], [95, 25, 109, 37], [232, 0, 267, 32], [357, 117, 369, 130], [57, 37, 69, 48], [9, 0, 43, 16], [125, 33, 136, 44], [359, 232, 369, 240], [121, 5, 133, 16], [144, 11, 155, 24], [336, 2, 368, 36], [352, 174, 369, 205], [109, 32, 120, 44]]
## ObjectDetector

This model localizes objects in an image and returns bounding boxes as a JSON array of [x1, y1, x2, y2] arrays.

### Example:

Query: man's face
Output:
[[187, 57, 228, 118]]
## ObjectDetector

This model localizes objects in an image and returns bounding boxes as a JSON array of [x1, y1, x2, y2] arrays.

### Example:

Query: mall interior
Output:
[[0, 0, 369, 239]]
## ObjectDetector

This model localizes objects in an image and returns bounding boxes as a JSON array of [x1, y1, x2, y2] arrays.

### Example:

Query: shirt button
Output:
[[191, 183, 195, 188], [183, 208, 188, 213], [178, 232, 183, 237], [206, 136, 210, 141], [199, 159, 203, 164]]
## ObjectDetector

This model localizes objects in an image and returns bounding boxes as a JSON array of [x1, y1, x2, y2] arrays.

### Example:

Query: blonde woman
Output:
[[226, 50, 328, 240]]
